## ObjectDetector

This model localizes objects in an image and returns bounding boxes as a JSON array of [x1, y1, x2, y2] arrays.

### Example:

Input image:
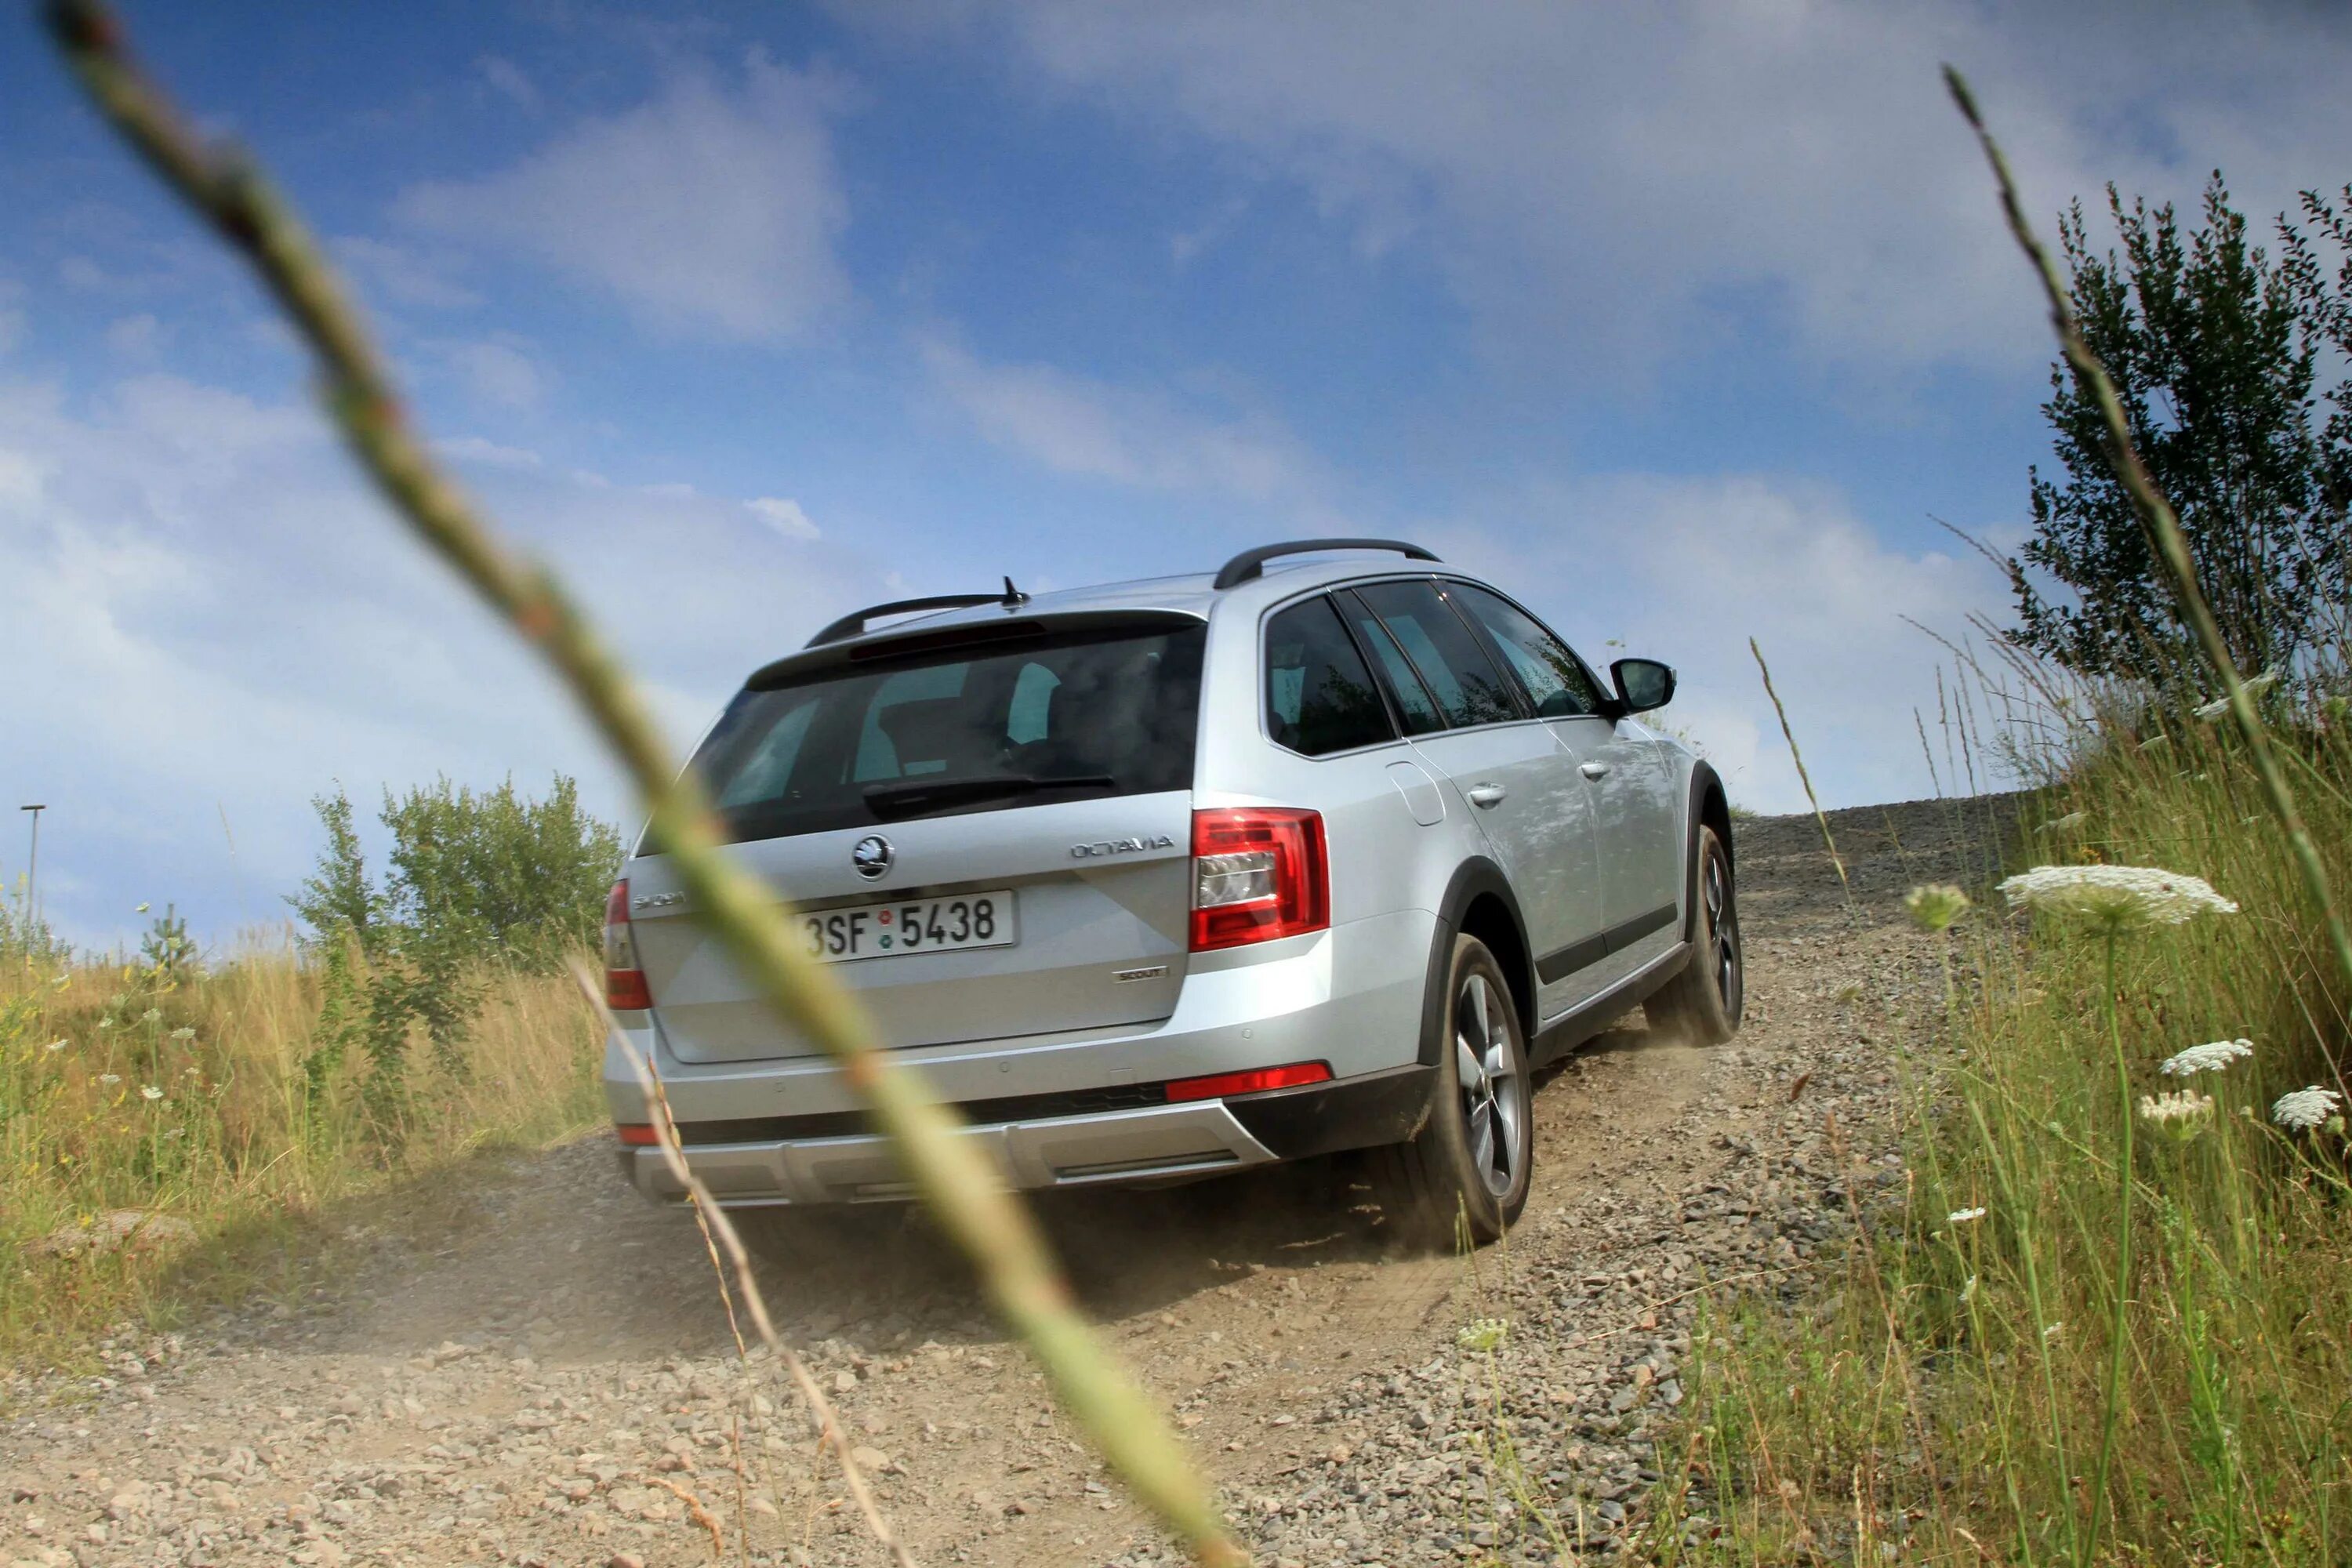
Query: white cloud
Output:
[[921, 337, 1334, 514], [474, 54, 541, 113], [0, 372, 882, 950], [333, 235, 481, 310], [746, 495, 820, 539], [103, 314, 167, 359], [1427, 474, 2011, 813], [397, 50, 852, 343], [437, 434, 546, 470], [440, 336, 551, 409], [873, 2, 2352, 376]]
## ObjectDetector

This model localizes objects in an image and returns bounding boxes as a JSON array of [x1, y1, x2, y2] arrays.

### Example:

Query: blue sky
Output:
[[4, 1, 2349, 952]]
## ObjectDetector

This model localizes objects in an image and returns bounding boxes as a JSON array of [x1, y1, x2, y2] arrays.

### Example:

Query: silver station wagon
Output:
[[604, 539, 1741, 1243]]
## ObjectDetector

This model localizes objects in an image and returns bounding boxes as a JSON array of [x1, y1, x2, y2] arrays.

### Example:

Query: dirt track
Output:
[[1, 797, 2011, 1568]]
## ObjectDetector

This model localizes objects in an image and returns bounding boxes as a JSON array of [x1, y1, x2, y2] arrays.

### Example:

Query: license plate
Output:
[[800, 891, 1017, 964]]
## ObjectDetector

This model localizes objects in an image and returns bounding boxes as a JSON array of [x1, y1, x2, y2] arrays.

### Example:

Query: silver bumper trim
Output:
[[624, 1099, 1277, 1205]]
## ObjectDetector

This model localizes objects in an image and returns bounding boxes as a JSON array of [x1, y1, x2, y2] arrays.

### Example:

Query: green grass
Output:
[[1650, 691, 2352, 1566], [0, 942, 604, 1377]]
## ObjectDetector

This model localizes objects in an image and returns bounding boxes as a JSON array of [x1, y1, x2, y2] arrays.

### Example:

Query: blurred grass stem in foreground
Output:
[[43, 5, 1243, 1561]]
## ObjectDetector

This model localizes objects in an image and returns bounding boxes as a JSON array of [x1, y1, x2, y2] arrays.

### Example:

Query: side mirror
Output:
[[1610, 657, 1675, 714]]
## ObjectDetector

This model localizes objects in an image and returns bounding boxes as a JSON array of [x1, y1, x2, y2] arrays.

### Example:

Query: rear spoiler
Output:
[[746, 608, 1206, 691], [805, 577, 1029, 648]]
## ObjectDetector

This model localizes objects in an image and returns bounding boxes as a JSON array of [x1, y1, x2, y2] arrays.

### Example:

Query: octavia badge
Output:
[[851, 834, 894, 880]]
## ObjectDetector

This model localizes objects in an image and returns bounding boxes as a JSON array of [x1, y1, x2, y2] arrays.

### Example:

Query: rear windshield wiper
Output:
[[861, 773, 1117, 820]]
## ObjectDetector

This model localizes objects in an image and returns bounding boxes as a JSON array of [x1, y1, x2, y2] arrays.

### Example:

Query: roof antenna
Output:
[[1001, 575, 1029, 607]]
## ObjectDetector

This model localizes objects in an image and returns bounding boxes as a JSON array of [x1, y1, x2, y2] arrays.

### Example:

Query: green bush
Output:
[[291, 773, 622, 973], [287, 775, 622, 1121]]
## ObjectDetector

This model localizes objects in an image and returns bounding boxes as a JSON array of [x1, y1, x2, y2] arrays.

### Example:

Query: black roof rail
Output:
[[1211, 538, 1439, 590], [805, 577, 1029, 648]]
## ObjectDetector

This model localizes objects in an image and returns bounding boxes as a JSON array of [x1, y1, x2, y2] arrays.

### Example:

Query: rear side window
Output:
[[690, 624, 1204, 843], [1348, 580, 1521, 728], [1331, 593, 1445, 735], [1447, 583, 1604, 718], [1264, 596, 1396, 756]]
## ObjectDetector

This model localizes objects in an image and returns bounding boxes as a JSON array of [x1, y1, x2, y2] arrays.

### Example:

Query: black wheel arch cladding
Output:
[[1682, 759, 1733, 943], [1417, 857, 1532, 1069]]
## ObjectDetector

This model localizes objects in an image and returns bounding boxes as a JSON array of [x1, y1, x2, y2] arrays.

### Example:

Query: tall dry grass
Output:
[[0, 939, 602, 1371], [1660, 684, 2352, 1566]]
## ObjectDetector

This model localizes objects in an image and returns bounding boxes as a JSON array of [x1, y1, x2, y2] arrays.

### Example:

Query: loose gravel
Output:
[[2, 796, 2010, 1568]]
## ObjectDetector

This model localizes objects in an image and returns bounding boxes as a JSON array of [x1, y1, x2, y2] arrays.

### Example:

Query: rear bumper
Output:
[[604, 909, 1437, 1205], [622, 1098, 1273, 1203], [615, 1064, 1436, 1205]]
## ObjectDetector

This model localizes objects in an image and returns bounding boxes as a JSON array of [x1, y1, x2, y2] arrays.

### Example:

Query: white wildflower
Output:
[[2194, 669, 2280, 720], [1457, 1318, 1509, 1353], [139, 1008, 160, 1024], [169, 1027, 195, 1042], [45, 1039, 66, 1053], [140, 1085, 162, 1102], [2138, 1091, 2216, 1142], [163, 1127, 183, 1141], [97, 1017, 114, 1031], [1998, 865, 2238, 931], [1904, 884, 1972, 932], [2160, 1039, 2254, 1076], [1947, 1207, 1987, 1225], [2042, 1323, 2065, 1340], [1958, 1275, 1977, 1305], [2271, 1087, 2344, 1131], [99, 1073, 122, 1086]]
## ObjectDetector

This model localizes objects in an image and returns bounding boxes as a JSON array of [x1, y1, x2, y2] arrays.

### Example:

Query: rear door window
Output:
[[690, 623, 1205, 843], [1446, 583, 1605, 718], [1331, 592, 1446, 735], [1264, 595, 1396, 756], [1348, 579, 1522, 728]]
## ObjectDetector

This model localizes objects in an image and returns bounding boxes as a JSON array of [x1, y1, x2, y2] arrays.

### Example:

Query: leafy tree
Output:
[[377, 774, 622, 973], [288, 773, 622, 1123], [290, 774, 622, 973], [289, 786, 380, 946], [2009, 174, 2351, 681], [2284, 183, 2352, 531]]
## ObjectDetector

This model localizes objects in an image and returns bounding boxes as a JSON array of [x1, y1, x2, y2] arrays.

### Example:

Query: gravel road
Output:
[[2, 796, 2011, 1568]]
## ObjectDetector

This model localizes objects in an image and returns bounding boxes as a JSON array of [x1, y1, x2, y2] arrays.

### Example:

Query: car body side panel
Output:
[[1548, 713, 1683, 993]]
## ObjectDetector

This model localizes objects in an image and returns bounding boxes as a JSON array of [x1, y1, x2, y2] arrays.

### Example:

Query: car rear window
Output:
[[690, 623, 1205, 843]]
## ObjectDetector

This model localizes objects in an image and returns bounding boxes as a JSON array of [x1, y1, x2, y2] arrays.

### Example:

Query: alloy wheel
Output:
[[1704, 844, 1743, 1016], [1454, 972, 1525, 1199]]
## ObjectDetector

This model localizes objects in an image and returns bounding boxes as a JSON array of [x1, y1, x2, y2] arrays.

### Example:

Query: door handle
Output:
[[1579, 760, 1610, 780], [1465, 783, 1507, 808]]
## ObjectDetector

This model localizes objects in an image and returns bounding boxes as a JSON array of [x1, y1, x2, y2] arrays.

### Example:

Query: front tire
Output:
[[1375, 935, 1533, 1249], [1645, 823, 1743, 1045]]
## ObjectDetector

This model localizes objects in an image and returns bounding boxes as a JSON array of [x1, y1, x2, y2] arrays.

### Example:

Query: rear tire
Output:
[[1374, 935, 1533, 1250], [1645, 824, 1743, 1045]]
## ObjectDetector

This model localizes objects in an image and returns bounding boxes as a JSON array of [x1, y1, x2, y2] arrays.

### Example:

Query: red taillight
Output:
[[1164, 1062, 1333, 1102], [615, 1122, 660, 1146], [1189, 807, 1329, 952], [604, 878, 653, 1011]]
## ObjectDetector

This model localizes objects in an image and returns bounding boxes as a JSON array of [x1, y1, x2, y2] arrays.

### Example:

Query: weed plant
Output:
[[1661, 682, 2352, 1566], [0, 935, 601, 1374]]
